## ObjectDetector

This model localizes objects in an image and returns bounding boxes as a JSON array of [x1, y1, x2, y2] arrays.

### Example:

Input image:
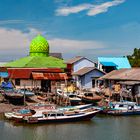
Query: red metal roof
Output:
[[32, 72, 44, 80], [32, 72, 68, 80], [7, 68, 63, 79]]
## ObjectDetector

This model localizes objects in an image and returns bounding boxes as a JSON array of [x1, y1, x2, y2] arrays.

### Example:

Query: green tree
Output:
[[127, 48, 140, 67]]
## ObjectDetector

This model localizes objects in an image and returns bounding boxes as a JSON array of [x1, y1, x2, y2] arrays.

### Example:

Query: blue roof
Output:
[[100, 62, 117, 67], [98, 57, 131, 69]]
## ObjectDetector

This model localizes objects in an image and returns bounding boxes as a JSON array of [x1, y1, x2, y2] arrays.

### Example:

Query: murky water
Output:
[[0, 114, 140, 140]]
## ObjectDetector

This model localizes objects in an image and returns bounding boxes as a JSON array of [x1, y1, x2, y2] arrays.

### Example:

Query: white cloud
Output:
[[0, 27, 42, 61], [56, 0, 125, 16], [0, 27, 107, 61], [56, 4, 92, 16], [48, 38, 106, 53], [87, 0, 125, 16], [0, 28, 29, 50], [0, 27, 42, 51]]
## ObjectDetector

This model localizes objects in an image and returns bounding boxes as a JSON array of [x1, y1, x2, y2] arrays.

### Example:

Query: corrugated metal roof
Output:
[[98, 57, 131, 69], [100, 62, 117, 67], [72, 67, 105, 76], [65, 56, 84, 64], [8, 68, 63, 79], [32, 72, 68, 80], [32, 72, 44, 79], [49, 53, 63, 59], [118, 81, 140, 85], [99, 68, 140, 81]]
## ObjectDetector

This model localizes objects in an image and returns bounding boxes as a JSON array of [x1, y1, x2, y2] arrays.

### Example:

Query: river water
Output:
[[0, 114, 140, 140]]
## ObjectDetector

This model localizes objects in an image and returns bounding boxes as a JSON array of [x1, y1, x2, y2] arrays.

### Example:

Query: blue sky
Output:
[[0, 0, 139, 61]]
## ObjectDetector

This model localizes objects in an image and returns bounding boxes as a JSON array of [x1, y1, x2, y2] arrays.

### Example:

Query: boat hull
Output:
[[25, 111, 98, 124], [4, 93, 24, 105], [107, 110, 140, 116], [82, 97, 101, 104]]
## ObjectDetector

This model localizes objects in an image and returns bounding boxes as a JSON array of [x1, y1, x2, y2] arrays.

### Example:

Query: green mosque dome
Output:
[[30, 35, 49, 57]]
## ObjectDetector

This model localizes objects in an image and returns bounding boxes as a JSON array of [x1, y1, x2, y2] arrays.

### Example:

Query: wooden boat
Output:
[[4, 92, 24, 105], [78, 92, 102, 104], [17, 89, 35, 97], [23, 108, 100, 123], [4, 103, 56, 122], [58, 104, 95, 111], [5, 109, 35, 122], [56, 89, 81, 105], [103, 101, 140, 116], [67, 94, 81, 105], [5, 104, 100, 123]]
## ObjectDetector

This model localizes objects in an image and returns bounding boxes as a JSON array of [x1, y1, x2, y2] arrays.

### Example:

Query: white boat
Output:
[[4, 103, 56, 121], [103, 101, 140, 116], [23, 108, 100, 123], [4, 104, 100, 122], [56, 89, 81, 105]]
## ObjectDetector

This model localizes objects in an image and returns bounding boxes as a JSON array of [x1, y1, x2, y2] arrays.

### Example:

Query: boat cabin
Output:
[[43, 111, 64, 117]]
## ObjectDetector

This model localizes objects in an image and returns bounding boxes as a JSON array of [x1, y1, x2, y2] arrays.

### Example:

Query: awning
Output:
[[32, 72, 68, 80], [100, 62, 117, 67], [32, 72, 44, 80]]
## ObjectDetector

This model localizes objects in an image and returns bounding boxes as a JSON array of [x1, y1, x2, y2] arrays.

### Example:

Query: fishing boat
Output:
[[58, 103, 96, 111], [78, 92, 102, 104], [17, 89, 35, 97], [56, 89, 81, 105], [103, 101, 140, 116], [4, 92, 24, 105], [5, 109, 35, 122], [67, 93, 81, 105], [4, 103, 56, 121], [23, 108, 100, 123]]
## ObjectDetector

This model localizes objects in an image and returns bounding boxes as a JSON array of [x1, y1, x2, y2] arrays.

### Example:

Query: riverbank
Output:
[[0, 103, 19, 113]]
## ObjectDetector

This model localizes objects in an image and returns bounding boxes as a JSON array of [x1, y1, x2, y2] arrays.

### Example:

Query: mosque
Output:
[[4, 35, 69, 92]]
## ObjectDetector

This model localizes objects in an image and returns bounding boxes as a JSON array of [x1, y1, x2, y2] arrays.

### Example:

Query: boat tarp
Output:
[[1, 81, 13, 89], [0, 72, 8, 78]]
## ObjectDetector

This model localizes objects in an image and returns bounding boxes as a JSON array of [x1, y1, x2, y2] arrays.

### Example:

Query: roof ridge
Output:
[[24, 56, 35, 67]]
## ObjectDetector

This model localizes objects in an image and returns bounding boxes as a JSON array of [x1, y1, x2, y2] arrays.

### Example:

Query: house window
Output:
[[15, 79, 20, 86]]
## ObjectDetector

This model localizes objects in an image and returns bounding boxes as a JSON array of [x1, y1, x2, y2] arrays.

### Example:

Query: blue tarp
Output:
[[1, 81, 13, 89], [0, 72, 8, 78]]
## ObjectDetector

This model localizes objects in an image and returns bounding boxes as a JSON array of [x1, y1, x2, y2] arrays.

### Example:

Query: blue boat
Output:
[[104, 101, 140, 116], [17, 89, 35, 97]]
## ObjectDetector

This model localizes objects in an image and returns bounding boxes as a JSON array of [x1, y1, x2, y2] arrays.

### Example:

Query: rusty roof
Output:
[[65, 56, 84, 64], [7, 68, 63, 79], [49, 53, 63, 59], [32, 72, 68, 80], [72, 67, 105, 76], [99, 68, 140, 81]]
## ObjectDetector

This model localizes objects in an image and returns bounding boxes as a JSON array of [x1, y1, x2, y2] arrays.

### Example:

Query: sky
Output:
[[0, 0, 140, 62]]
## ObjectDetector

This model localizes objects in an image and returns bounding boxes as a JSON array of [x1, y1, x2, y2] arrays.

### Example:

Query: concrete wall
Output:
[[73, 59, 95, 72]]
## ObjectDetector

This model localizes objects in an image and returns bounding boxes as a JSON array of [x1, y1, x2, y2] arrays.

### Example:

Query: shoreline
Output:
[[0, 103, 23, 114]]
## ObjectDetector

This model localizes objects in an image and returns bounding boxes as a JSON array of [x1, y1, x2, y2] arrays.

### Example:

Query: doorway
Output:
[[41, 80, 51, 92]]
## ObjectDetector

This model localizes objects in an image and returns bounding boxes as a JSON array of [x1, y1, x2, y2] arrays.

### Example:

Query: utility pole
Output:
[[24, 84, 26, 106]]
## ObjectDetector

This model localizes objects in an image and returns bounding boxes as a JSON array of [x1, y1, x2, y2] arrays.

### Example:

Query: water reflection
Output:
[[1, 114, 140, 140]]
